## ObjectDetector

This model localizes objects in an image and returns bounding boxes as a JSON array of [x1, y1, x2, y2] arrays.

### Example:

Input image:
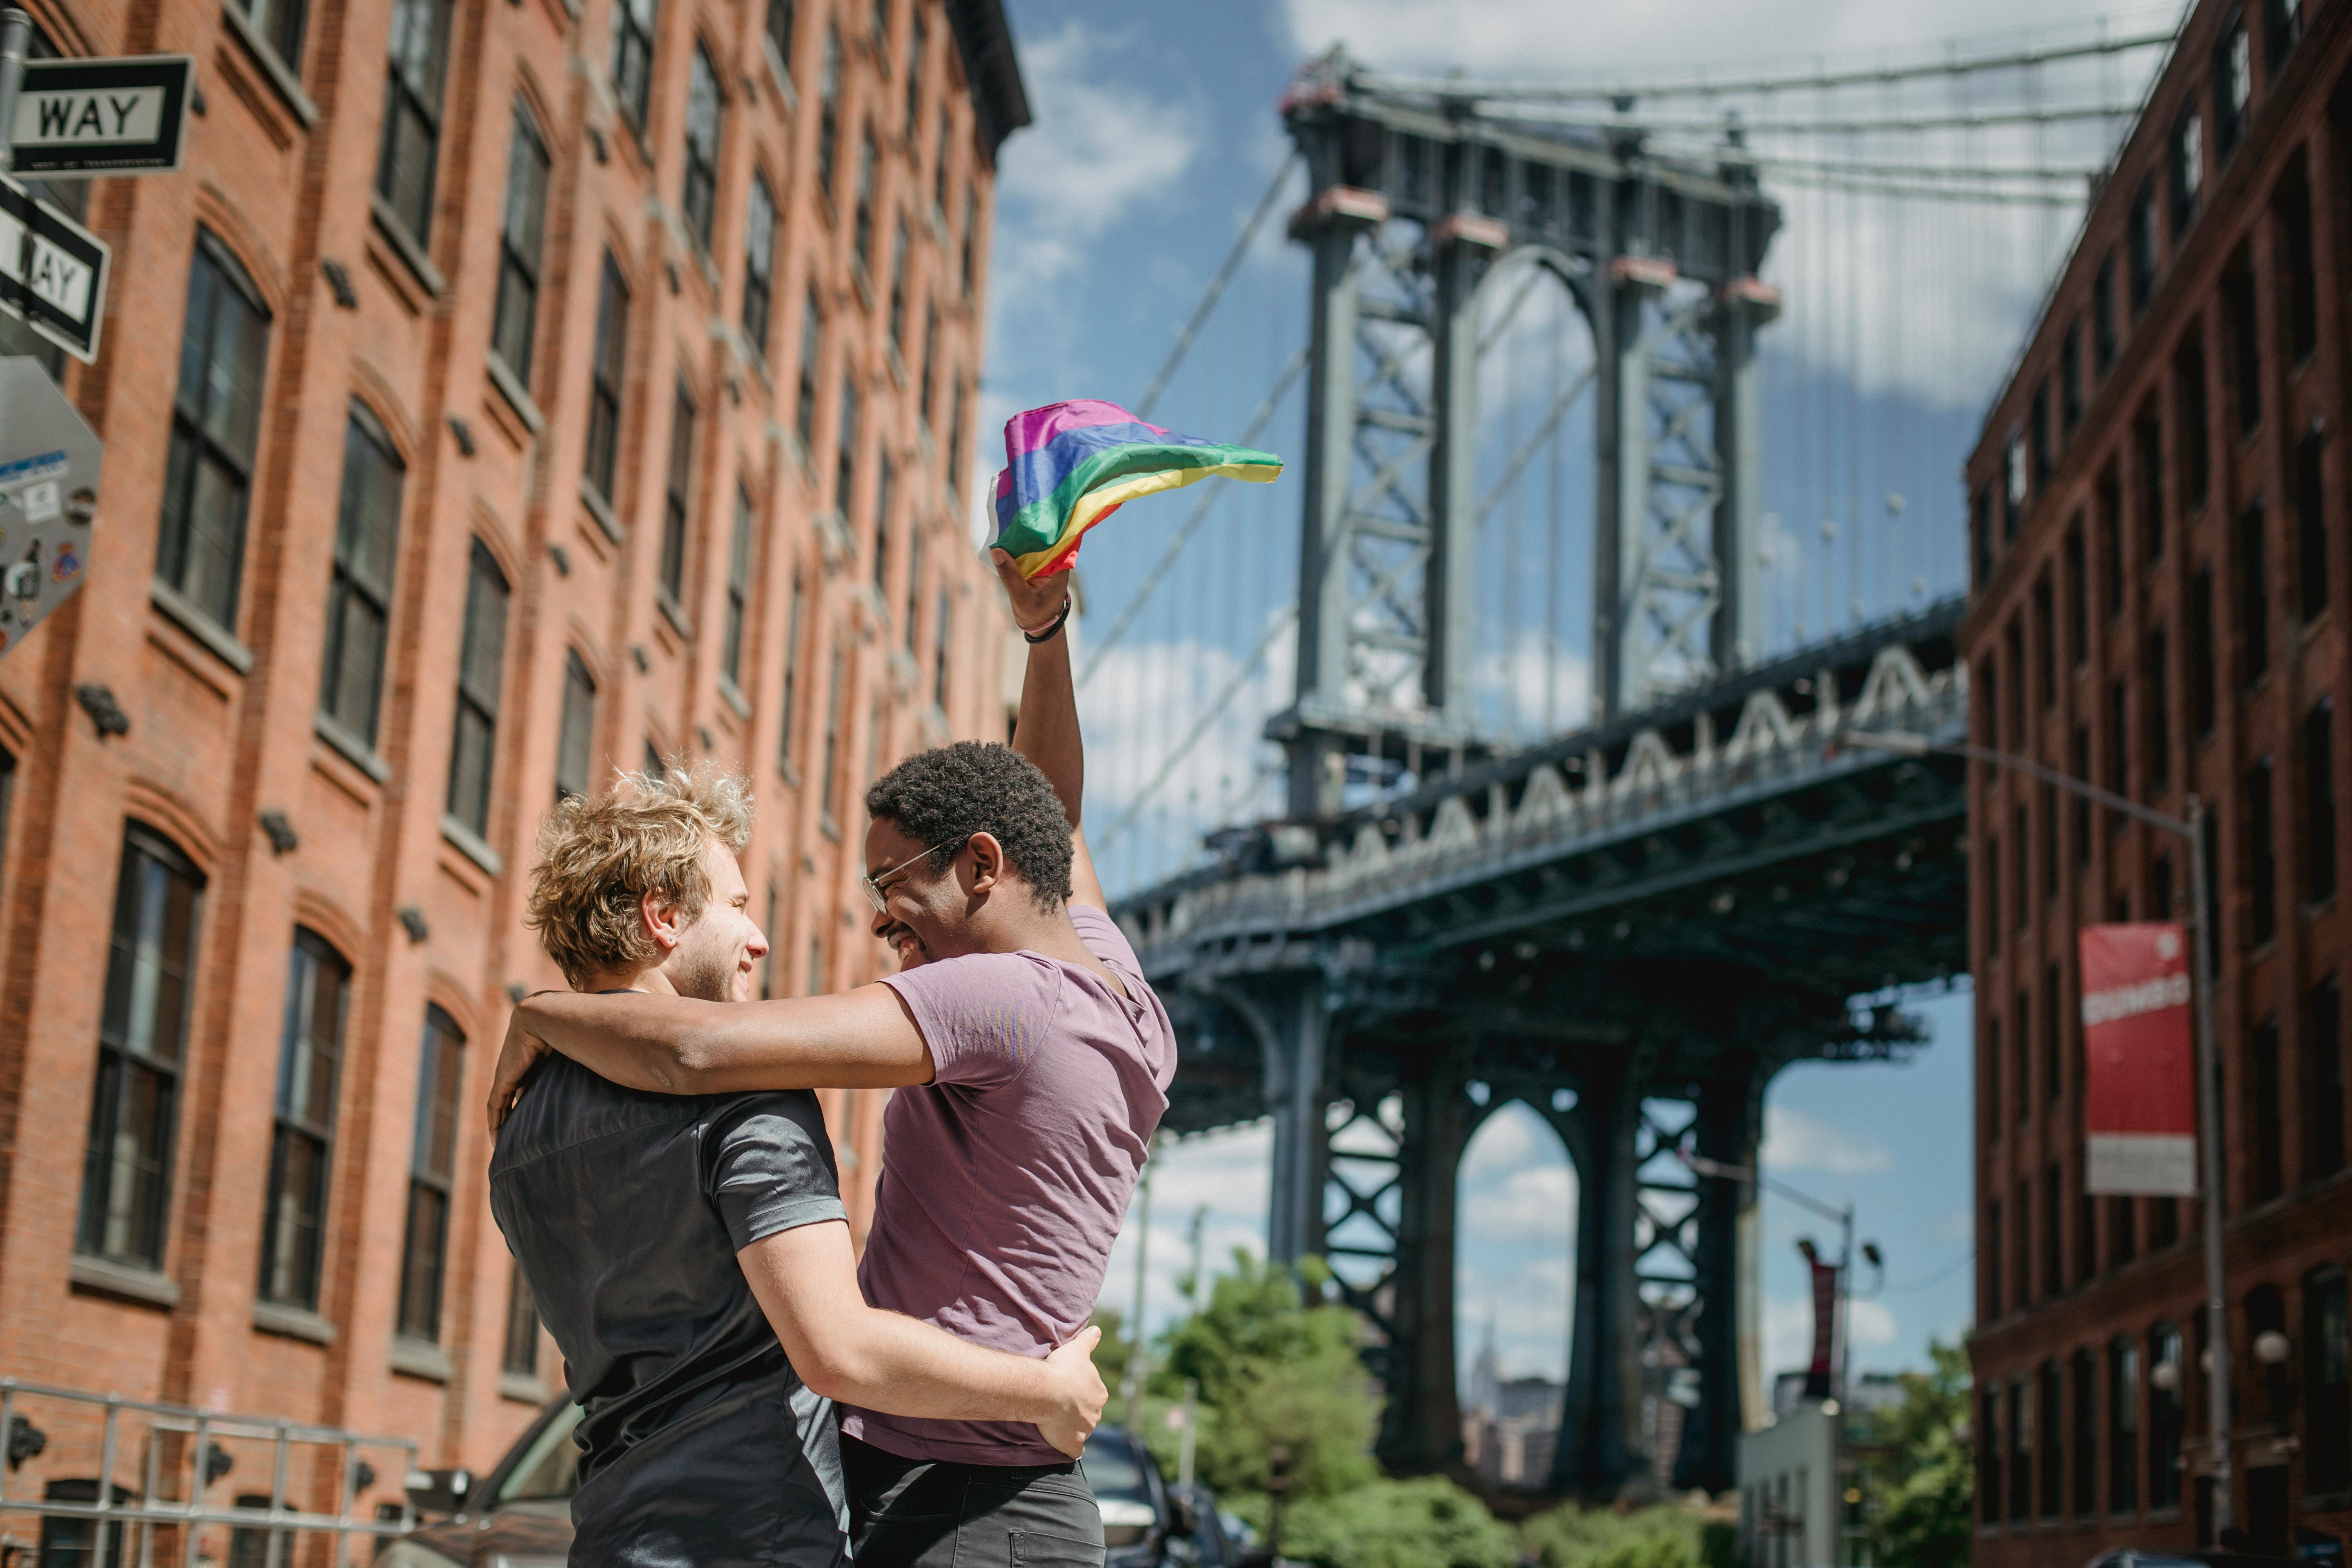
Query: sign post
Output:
[[0, 355, 103, 662]]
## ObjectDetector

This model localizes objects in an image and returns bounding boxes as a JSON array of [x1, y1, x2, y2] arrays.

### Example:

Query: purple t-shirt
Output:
[[845, 904, 1175, 1465]]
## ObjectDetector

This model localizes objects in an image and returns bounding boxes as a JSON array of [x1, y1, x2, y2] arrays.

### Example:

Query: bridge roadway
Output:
[[1109, 599, 1973, 1497]]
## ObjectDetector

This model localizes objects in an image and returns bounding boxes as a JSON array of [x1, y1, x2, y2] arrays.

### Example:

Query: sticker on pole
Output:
[[0, 357, 104, 662], [2080, 922, 2199, 1196], [0, 174, 111, 364]]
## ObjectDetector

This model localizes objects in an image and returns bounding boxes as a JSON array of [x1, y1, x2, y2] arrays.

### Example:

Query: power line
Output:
[[1499, 99, 2140, 137], [1133, 155, 1301, 421], [1768, 171, 2088, 206], [1644, 143, 2103, 183]]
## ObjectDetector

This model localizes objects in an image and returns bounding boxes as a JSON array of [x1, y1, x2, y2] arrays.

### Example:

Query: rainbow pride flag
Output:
[[989, 400, 1283, 580]]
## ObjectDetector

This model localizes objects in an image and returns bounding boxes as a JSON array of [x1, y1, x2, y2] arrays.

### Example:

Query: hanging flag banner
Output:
[[2080, 922, 2199, 1196], [1804, 1259, 1838, 1399]]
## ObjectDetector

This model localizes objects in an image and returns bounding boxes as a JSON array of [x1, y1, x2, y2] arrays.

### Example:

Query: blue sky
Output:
[[975, 0, 2183, 1397]]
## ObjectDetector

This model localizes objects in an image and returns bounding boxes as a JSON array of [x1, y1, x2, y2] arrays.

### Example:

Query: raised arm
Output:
[[739, 1220, 1106, 1456], [487, 984, 932, 1131], [993, 550, 1106, 911]]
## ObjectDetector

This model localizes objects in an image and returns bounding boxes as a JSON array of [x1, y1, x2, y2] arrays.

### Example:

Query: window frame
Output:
[[319, 403, 407, 746], [659, 379, 697, 609], [158, 233, 273, 633], [584, 253, 630, 502], [609, 0, 658, 132], [743, 172, 778, 359], [682, 45, 724, 252], [396, 1005, 465, 1342], [555, 649, 598, 802], [722, 482, 755, 686], [492, 100, 553, 387], [446, 539, 511, 837], [258, 929, 351, 1312], [374, 0, 455, 244]]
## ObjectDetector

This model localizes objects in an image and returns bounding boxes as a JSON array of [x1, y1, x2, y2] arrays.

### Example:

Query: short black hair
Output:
[[865, 741, 1074, 906]]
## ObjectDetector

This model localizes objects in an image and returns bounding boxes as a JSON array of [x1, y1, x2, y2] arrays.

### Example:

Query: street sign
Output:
[[0, 358, 102, 663], [9, 55, 194, 175], [2081, 922, 2200, 1196], [0, 172, 109, 362]]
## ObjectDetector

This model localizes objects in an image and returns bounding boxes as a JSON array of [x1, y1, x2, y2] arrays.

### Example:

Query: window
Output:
[[446, 541, 510, 837], [492, 103, 551, 385], [853, 133, 877, 272], [2109, 1336, 2140, 1512], [2093, 256, 2117, 374], [2005, 619, 2025, 750], [2268, 0, 2305, 66], [836, 375, 860, 517], [2279, 158, 2319, 365], [932, 588, 950, 708], [2042, 782, 2060, 902], [872, 454, 894, 590], [960, 186, 976, 292], [260, 931, 349, 1310], [2149, 1323, 2184, 1509], [904, 523, 924, 650], [1988, 1018, 2004, 1136], [2034, 573, 2055, 709], [659, 381, 696, 607], [501, 1263, 540, 1376], [2073, 727, 2093, 867], [2190, 568, 2217, 738], [2043, 1163, 2063, 1301], [375, 0, 453, 243], [2065, 523, 2087, 666], [817, 30, 841, 204], [1987, 1198, 2005, 1317], [2145, 626, 2171, 795], [744, 174, 777, 358], [397, 1007, 464, 1341], [2045, 964, 2063, 1099], [933, 107, 952, 211], [1972, 486, 1993, 586], [241, 0, 309, 77], [778, 573, 805, 771], [765, 0, 795, 80], [2061, 325, 2082, 434], [904, 9, 925, 130], [76, 828, 204, 1270], [2296, 428, 2327, 624], [2015, 987, 2031, 1120], [551, 652, 600, 805], [796, 290, 823, 455], [2176, 341, 2209, 512], [820, 646, 845, 822], [2151, 1192, 2179, 1247], [2108, 679, 2129, 804], [682, 47, 723, 251], [2308, 978, 2345, 1183], [2238, 500, 2270, 686], [948, 379, 966, 503], [887, 218, 909, 352], [159, 235, 272, 631], [2253, 1016, 2284, 1201], [722, 483, 754, 687], [2076, 1157, 2098, 1284], [2099, 466, 2123, 615], [761, 875, 779, 999], [320, 407, 405, 746], [1985, 835, 2003, 957], [2250, 755, 2278, 946], [2039, 1360, 2063, 1518], [2214, 22, 2250, 157], [609, 0, 656, 131], [2134, 408, 2165, 563], [2009, 1369, 2031, 1521], [2004, 434, 2027, 539], [2030, 383, 2050, 484], [869, 0, 889, 53], [2310, 1271, 2351, 1497], [2226, 253, 2260, 433], [2129, 177, 2159, 313], [918, 303, 937, 429], [2112, 1194, 2137, 1266], [2072, 1348, 2098, 1517], [1982, 1385, 2005, 1524], [2171, 111, 2203, 236], [584, 254, 629, 502], [2308, 698, 2337, 902]]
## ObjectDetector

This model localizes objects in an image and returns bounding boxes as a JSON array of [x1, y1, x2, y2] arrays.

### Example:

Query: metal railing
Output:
[[0, 1376, 419, 1567]]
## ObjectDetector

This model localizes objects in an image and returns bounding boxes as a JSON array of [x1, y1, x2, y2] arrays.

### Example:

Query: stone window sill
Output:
[[487, 350, 545, 435], [151, 577, 254, 674], [720, 675, 752, 721], [580, 475, 625, 545], [441, 813, 504, 877], [221, 0, 318, 126], [762, 35, 797, 111], [657, 593, 695, 642], [315, 713, 390, 783], [71, 1254, 180, 1309], [499, 1371, 549, 1405], [254, 1300, 336, 1344], [370, 193, 446, 297], [391, 1336, 452, 1383]]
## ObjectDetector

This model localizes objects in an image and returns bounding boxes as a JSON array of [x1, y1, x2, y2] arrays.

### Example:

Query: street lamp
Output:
[[1833, 726, 2236, 1535]]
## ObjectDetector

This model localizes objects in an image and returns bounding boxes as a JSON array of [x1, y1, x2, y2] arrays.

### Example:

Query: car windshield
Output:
[[1083, 1432, 1147, 1503], [495, 1403, 583, 1504]]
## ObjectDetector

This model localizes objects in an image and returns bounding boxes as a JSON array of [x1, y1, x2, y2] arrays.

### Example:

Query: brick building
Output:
[[0, 0, 1026, 1528], [1964, 0, 2352, 1559]]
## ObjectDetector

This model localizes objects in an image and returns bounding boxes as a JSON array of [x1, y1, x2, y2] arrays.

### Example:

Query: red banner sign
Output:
[[1804, 1260, 1838, 1399], [2079, 922, 2198, 1196]]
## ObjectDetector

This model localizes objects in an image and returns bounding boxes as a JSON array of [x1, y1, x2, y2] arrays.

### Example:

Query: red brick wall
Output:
[[0, 0, 1012, 1519], [1964, 0, 2352, 1557]]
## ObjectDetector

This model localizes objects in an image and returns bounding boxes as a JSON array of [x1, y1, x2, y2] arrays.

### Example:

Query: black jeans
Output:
[[842, 1434, 1105, 1568]]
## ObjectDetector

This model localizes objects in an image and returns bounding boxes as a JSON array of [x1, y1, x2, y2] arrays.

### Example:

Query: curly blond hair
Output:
[[525, 759, 756, 987]]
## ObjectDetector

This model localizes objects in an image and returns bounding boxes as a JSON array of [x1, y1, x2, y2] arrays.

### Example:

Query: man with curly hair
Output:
[[491, 761, 1110, 1568], [490, 551, 1175, 1568]]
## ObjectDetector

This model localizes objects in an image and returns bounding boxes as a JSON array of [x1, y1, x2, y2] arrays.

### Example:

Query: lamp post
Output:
[[1835, 727, 2235, 1535]]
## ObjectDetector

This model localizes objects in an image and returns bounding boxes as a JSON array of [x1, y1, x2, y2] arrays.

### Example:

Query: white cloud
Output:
[[1465, 1163, 1579, 1243], [1762, 1104, 1894, 1175]]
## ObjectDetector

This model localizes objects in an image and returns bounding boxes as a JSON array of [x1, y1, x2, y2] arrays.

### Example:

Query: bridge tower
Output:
[[1253, 52, 1789, 1495]]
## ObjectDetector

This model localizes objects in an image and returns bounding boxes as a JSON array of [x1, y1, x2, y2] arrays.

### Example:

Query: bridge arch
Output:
[[1454, 1095, 1580, 1492]]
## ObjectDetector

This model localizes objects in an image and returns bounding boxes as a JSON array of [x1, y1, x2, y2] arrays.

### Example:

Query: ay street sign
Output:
[[0, 357, 103, 664], [0, 172, 109, 363], [9, 55, 194, 175]]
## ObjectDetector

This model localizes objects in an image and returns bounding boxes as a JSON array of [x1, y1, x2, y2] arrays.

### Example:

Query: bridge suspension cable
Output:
[[1132, 155, 1301, 420], [1504, 98, 2142, 136]]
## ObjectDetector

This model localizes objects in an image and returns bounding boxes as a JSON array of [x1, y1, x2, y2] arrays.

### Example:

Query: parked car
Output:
[[380, 1396, 579, 1568], [1081, 1425, 1245, 1568], [2081, 1550, 2313, 1568]]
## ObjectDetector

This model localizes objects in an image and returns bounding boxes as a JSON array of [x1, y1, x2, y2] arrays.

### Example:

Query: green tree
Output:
[[1518, 1502, 1708, 1568], [1862, 1336, 1975, 1568], [1282, 1477, 1518, 1568]]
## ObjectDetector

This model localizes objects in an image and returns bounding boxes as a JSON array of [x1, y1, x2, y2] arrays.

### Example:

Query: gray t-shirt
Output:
[[847, 904, 1176, 1465], [490, 1055, 850, 1567]]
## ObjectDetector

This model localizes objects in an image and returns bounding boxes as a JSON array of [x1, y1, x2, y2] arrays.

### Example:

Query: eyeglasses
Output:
[[861, 835, 970, 914]]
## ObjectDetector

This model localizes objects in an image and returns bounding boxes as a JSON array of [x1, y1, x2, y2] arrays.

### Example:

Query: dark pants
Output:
[[842, 1433, 1105, 1568]]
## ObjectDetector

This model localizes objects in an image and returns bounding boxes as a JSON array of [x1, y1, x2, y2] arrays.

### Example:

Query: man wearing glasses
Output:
[[490, 549, 1174, 1568]]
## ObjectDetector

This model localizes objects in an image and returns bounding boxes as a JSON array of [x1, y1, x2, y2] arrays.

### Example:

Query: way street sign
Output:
[[0, 172, 109, 362], [9, 56, 194, 175], [0, 356, 103, 664]]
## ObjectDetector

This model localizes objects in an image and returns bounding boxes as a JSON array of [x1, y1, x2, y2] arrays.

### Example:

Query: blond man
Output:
[[490, 766, 1105, 1568]]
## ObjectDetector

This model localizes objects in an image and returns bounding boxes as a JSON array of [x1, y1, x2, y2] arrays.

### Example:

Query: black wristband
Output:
[[1021, 597, 1073, 644]]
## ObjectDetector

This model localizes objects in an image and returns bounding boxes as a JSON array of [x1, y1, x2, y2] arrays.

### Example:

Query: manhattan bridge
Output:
[[1071, 9, 2182, 1497]]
